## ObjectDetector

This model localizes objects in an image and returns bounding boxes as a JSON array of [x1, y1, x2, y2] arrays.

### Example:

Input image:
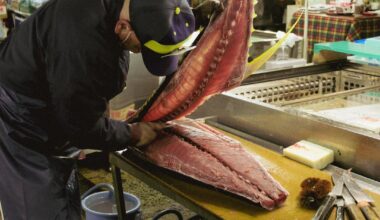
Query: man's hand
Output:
[[129, 122, 166, 147]]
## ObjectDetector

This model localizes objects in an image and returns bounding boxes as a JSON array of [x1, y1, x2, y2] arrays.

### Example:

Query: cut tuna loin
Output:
[[142, 119, 289, 210]]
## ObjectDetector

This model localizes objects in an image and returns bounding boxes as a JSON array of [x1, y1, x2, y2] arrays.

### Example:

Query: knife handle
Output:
[[312, 196, 336, 220], [346, 204, 366, 220], [369, 205, 380, 219], [337, 206, 345, 220], [359, 204, 380, 220], [329, 207, 337, 220]]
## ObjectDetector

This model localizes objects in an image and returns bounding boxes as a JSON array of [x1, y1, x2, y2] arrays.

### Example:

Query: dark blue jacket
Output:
[[0, 0, 134, 154]]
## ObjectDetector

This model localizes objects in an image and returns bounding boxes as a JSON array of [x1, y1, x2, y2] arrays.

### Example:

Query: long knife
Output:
[[332, 173, 346, 220], [342, 187, 366, 220], [335, 198, 345, 220], [342, 171, 380, 220], [313, 173, 344, 220]]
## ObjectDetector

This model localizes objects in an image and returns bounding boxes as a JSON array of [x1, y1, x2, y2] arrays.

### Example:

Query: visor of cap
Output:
[[141, 47, 179, 76]]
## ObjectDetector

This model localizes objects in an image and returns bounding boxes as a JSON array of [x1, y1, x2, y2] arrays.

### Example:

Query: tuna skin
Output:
[[142, 0, 254, 122]]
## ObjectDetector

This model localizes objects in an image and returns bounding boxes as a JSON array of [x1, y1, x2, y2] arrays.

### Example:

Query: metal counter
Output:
[[191, 62, 380, 181]]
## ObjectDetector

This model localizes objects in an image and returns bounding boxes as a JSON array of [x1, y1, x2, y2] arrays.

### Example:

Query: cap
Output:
[[130, 0, 195, 76]]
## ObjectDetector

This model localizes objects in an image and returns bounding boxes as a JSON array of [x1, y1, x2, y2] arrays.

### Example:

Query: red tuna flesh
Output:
[[141, 0, 254, 122], [143, 120, 289, 210]]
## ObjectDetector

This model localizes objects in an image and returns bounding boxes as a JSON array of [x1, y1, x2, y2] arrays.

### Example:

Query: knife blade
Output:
[[313, 174, 344, 220], [342, 171, 374, 203], [342, 171, 379, 220], [312, 194, 336, 220], [335, 198, 345, 220], [332, 172, 345, 220], [342, 187, 366, 220], [332, 172, 344, 197], [161, 46, 197, 57]]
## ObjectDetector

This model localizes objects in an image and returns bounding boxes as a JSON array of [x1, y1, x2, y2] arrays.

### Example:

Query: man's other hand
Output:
[[129, 122, 166, 147]]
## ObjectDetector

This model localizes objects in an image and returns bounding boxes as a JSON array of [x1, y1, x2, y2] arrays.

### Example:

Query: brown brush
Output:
[[299, 177, 332, 209]]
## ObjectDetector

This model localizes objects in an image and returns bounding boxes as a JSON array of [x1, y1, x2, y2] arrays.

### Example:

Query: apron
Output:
[[0, 86, 81, 220]]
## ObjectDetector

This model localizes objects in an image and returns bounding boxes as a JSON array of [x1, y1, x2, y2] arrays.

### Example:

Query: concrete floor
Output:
[[79, 166, 196, 220]]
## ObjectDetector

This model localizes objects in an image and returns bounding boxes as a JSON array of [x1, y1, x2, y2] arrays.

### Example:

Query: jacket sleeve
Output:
[[47, 49, 133, 151]]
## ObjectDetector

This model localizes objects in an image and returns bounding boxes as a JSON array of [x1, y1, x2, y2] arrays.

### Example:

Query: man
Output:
[[0, 0, 195, 219]]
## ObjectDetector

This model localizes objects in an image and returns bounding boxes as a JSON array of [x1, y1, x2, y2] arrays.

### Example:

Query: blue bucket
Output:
[[81, 183, 141, 220]]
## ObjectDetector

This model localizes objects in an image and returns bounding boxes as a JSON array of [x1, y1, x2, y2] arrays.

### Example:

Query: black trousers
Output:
[[0, 139, 81, 220], [0, 84, 81, 220]]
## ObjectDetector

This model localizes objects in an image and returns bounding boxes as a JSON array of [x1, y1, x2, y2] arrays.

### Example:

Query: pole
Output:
[[303, 0, 309, 61]]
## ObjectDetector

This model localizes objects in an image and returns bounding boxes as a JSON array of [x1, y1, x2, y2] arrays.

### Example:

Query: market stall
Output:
[[1, 0, 380, 219]]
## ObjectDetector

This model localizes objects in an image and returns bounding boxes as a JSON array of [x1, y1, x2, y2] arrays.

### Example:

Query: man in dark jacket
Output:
[[0, 0, 195, 219]]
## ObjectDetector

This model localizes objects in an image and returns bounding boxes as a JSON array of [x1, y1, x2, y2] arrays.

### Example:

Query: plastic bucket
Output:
[[81, 183, 141, 220]]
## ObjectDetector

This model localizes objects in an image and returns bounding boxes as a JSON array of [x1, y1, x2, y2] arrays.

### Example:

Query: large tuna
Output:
[[141, 120, 289, 210], [127, 0, 289, 210]]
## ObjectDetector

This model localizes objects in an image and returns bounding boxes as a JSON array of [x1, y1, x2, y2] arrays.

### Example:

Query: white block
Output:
[[283, 140, 334, 170], [265, 58, 306, 70]]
